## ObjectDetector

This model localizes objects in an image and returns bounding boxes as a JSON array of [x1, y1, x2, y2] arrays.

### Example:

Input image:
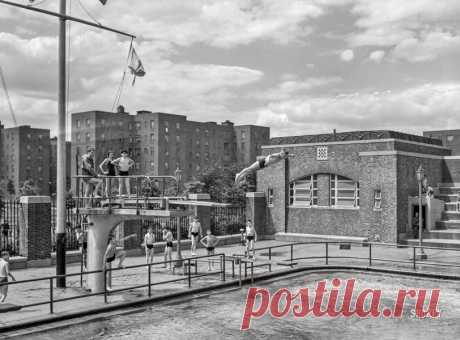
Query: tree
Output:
[[18, 180, 39, 197]]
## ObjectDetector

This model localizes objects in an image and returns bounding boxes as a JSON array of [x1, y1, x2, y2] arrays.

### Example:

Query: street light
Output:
[[416, 165, 427, 260]]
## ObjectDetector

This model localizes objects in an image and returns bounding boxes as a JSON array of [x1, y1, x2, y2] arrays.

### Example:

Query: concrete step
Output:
[[439, 187, 460, 195], [435, 194, 459, 202], [445, 202, 459, 211], [442, 211, 460, 219], [406, 238, 460, 249], [424, 229, 460, 240], [436, 220, 460, 229], [438, 182, 460, 188]]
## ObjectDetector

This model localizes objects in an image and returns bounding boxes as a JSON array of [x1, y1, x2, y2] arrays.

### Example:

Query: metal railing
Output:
[[3, 240, 460, 318], [74, 175, 180, 210], [51, 199, 81, 251], [0, 253, 227, 315]]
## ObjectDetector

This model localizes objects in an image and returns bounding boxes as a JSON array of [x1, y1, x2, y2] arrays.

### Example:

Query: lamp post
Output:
[[174, 168, 183, 268], [416, 165, 427, 260]]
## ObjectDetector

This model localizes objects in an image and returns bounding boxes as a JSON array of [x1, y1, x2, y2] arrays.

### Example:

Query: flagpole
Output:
[[56, 0, 67, 288]]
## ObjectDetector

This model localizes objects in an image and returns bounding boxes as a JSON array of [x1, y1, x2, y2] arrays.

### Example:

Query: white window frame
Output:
[[374, 189, 382, 210], [330, 174, 359, 208], [289, 175, 318, 207], [267, 188, 274, 206]]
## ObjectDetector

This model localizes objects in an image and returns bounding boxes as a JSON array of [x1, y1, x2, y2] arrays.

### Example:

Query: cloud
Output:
[[347, 0, 460, 62], [369, 50, 385, 63], [391, 31, 460, 62], [252, 76, 343, 101], [340, 49, 354, 62], [252, 83, 460, 136]]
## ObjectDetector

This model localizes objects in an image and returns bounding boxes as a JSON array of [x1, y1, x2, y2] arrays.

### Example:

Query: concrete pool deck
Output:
[[2, 239, 460, 334]]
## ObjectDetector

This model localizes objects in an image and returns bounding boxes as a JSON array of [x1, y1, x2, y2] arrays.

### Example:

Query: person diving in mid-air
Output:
[[235, 149, 291, 185]]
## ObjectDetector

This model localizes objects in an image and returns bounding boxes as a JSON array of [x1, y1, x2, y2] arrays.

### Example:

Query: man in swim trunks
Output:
[[235, 149, 290, 185], [81, 147, 103, 203], [162, 226, 174, 270], [75, 225, 88, 271], [144, 227, 155, 264], [103, 233, 136, 290], [244, 219, 257, 259], [99, 151, 117, 197], [112, 150, 135, 197], [188, 216, 202, 256], [200, 230, 219, 271]]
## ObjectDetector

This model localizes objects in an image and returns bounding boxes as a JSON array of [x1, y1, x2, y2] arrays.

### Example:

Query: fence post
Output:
[[232, 258, 235, 278], [49, 278, 54, 314], [222, 254, 226, 282], [290, 244, 293, 263], [413, 247, 416, 270], [325, 242, 329, 265], [268, 247, 272, 272], [148, 264, 152, 297], [369, 243, 372, 267], [239, 259, 242, 287], [104, 269, 108, 304], [251, 261, 254, 284], [80, 253, 84, 288], [187, 258, 192, 288]]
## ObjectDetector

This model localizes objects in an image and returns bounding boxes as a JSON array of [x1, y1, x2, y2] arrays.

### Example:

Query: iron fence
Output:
[[140, 216, 190, 242], [0, 200, 21, 256], [210, 206, 246, 236], [51, 199, 81, 251]]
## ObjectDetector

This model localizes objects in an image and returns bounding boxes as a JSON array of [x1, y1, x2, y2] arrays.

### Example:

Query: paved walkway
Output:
[[1, 240, 460, 330]]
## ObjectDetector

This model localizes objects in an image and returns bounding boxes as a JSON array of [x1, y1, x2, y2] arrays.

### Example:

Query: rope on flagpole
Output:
[[111, 37, 134, 112]]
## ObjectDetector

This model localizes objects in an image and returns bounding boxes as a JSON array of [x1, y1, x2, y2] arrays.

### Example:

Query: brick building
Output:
[[423, 129, 460, 155], [0, 124, 51, 195], [257, 130, 460, 245], [71, 108, 269, 181]]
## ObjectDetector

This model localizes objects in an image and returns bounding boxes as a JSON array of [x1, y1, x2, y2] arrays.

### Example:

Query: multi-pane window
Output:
[[289, 175, 318, 206], [316, 146, 328, 160], [374, 190, 382, 210], [267, 188, 274, 206], [330, 175, 359, 208]]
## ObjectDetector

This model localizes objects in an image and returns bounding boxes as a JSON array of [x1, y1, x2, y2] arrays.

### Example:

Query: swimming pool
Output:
[[18, 270, 460, 340]]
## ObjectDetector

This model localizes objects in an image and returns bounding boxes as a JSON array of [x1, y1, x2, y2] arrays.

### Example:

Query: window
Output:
[[135, 122, 141, 129], [241, 132, 246, 139], [196, 140, 200, 146], [374, 189, 382, 210], [150, 162, 155, 168], [447, 135, 455, 142], [176, 122, 180, 129], [76, 133, 81, 142], [144, 147, 149, 154], [101, 133, 105, 140], [165, 162, 169, 169], [86, 119, 91, 127], [86, 133, 91, 142], [129, 123, 133, 130], [289, 175, 318, 206], [38, 166, 42, 173], [76, 120, 81, 128], [205, 129, 209, 136], [27, 134, 31, 139], [38, 134, 43, 140], [267, 188, 274, 206], [101, 119, 106, 126], [176, 135, 180, 142], [135, 162, 140, 170], [330, 175, 359, 208], [165, 127, 169, 134], [151, 134, 155, 142], [196, 127, 200, 133], [317, 146, 328, 160], [118, 121, 123, 127], [151, 120, 155, 129], [241, 142, 246, 149], [26, 144, 31, 151], [165, 135, 169, 142]]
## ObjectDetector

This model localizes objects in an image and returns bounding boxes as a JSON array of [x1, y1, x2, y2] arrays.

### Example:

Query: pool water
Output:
[[23, 271, 460, 340]]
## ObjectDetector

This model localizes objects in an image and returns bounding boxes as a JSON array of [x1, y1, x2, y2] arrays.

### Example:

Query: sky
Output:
[[1, 0, 460, 138]]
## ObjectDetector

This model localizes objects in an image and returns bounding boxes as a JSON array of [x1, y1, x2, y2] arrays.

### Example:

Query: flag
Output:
[[128, 48, 146, 85], [99, 0, 108, 5]]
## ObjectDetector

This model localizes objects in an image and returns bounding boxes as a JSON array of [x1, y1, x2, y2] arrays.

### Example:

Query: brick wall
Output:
[[443, 158, 460, 182]]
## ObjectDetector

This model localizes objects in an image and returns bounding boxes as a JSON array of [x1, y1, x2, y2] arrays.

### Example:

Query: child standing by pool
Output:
[[144, 227, 155, 264], [244, 219, 257, 259], [162, 226, 174, 270], [188, 216, 202, 256], [112, 150, 135, 197], [0, 251, 16, 303], [200, 230, 219, 271], [103, 234, 137, 290]]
